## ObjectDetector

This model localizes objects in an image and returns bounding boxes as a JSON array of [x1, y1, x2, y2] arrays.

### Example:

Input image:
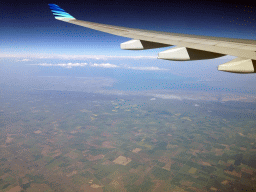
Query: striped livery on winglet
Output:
[[48, 4, 76, 21]]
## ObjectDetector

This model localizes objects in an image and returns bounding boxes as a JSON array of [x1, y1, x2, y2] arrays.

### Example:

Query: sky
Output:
[[1, 0, 256, 56], [1, 0, 256, 97]]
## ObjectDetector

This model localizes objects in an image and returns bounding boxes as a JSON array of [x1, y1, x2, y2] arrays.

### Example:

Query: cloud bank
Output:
[[32, 63, 88, 68], [125, 66, 167, 71], [91, 63, 119, 68], [1, 53, 157, 60], [31, 62, 167, 71]]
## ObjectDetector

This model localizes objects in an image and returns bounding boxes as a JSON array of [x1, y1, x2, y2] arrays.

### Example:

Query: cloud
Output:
[[31, 62, 167, 71], [91, 63, 119, 68], [125, 66, 168, 71], [1, 53, 237, 61], [153, 94, 182, 100], [1, 53, 156, 60], [55, 55, 157, 60], [32, 63, 87, 68], [19, 59, 31, 61]]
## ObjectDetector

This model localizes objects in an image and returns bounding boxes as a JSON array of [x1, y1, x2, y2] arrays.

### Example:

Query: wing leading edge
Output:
[[48, 4, 256, 73]]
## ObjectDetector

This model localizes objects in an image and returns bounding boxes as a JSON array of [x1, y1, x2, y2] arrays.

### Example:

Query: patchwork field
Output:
[[0, 90, 255, 191]]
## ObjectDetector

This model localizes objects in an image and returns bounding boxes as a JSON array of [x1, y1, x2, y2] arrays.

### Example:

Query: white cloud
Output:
[[59, 55, 157, 60], [1, 53, 156, 60], [32, 63, 87, 68], [153, 94, 182, 100], [90, 63, 119, 68], [125, 66, 168, 71], [31, 62, 167, 71], [20, 59, 31, 61]]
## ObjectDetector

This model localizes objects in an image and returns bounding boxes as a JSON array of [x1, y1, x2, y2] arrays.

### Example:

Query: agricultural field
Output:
[[0, 90, 255, 191]]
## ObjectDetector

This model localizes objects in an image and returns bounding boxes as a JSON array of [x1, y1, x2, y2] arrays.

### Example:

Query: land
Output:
[[0, 90, 255, 191]]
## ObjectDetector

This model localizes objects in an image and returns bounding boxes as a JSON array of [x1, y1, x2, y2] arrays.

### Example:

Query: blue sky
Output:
[[1, 0, 256, 56], [1, 0, 256, 97]]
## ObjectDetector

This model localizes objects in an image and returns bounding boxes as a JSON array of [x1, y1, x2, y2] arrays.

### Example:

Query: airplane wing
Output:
[[48, 4, 256, 73]]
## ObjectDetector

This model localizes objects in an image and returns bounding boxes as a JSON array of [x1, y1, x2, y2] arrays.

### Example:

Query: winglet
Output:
[[48, 4, 76, 21]]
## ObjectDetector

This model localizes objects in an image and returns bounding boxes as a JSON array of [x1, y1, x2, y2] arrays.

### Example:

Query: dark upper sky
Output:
[[1, 0, 256, 56]]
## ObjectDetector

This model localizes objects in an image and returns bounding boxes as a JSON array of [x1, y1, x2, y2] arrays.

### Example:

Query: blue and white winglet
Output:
[[48, 4, 76, 21]]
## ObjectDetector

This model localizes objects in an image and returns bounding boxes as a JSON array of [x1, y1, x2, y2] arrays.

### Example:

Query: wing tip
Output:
[[48, 4, 76, 20]]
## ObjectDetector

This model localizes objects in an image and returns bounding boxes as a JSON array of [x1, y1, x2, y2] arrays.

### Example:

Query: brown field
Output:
[[65, 150, 79, 159], [90, 184, 103, 188], [224, 170, 242, 178], [102, 141, 115, 148], [66, 170, 77, 177], [40, 144, 52, 156], [113, 156, 131, 165], [198, 160, 211, 166], [51, 149, 62, 158], [86, 154, 105, 161], [213, 148, 224, 156], [26, 184, 52, 192], [221, 180, 229, 185], [181, 181, 194, 186], [6, 186, 22, 192], [132, 148, 141, 153], [241, 167, 254, 175], [6, 137, 14, 144], [162, 162, 171, 171]]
